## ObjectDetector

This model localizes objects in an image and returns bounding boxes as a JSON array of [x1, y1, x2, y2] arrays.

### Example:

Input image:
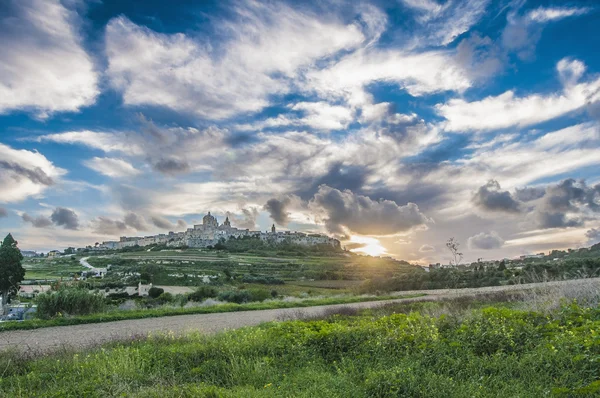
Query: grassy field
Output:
[[85, 249, 420, 287], [1, 293, 599, 397], [22, 257, 87, 281]]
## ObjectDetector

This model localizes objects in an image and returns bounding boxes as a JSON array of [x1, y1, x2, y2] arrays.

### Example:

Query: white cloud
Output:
[[83, 157, 141, 178], [290, 102, 354, 130], [0, 143, 66, 203], [527, 7, 590, 23], [105, 2, 375, 120], [306, 48, 472, 103], [36, 131, 142, 155], [557, 58, 586, 86], [436, 59, 600, 132], [400, 0, 490, 46], [0, 0, 98, 117], [235, 102, 354, 131], [467, 231, 504, 250]]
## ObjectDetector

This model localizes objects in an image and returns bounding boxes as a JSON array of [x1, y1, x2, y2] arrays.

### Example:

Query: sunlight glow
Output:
[[348, 236, 388, 257]]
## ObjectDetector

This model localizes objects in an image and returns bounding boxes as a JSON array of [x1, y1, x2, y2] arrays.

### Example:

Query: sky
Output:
[[1, 0, 600, 264]]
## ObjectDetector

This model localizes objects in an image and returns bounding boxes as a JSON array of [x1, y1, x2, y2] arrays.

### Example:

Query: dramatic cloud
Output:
[[50, 207, 79, 230], [0, 208, 7, 218], [264, 197, 292, 226], [532, 179, 600, 229], [91, 216, 128, 236], [150, 216, 186, 231], [83, 157, 141, 178], [0, 143, 65, 203], [226, 208, 259, 230], [22, 213, 53, 228], [309, 185, 430, 236], [0, 0, 98, 117], [437, 59, 600, 132], [124, 212, 149, 231], [467, 231, 504, 250], [21, 207, 79, 230], [472, 180, 521, 213], [515, 187, 546, 202], [37, 117, 229, 176], [105, 3, 372, 119]]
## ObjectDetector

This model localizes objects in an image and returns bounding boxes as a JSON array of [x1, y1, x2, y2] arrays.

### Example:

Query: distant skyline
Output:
[[1, 0, 600, 263]]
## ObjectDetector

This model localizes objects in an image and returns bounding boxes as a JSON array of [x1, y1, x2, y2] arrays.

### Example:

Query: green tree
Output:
[[0, 233, 25, 309]]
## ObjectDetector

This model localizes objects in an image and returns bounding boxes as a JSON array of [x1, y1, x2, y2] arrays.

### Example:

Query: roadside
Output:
[[0, 295, 433, 354]]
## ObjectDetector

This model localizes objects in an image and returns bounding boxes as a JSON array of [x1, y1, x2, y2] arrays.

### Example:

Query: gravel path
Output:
[[2, 278, 598, 355]]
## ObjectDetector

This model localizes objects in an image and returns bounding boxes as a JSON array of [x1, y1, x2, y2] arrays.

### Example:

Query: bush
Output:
[[248, 288, 271, 302], [218, 290, 252, 304], [148, 287, 164, 298], [188, 286, 219, 302], [35, 287, 106, 319], [157, 292, 174, 303]]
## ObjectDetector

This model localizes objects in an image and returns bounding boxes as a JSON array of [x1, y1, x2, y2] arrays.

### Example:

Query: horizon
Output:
[[1, 0, 600, 263]]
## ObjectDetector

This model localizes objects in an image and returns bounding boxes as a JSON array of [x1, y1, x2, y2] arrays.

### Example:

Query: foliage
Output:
[[0, 233, 25, 307], [188, 286, 219, 302], [240, 275, 285, 284], [148, 287, 164, 298], [218, 290, 252, 304], [1, 303, 600, 396], [34, 286, 106, 319]]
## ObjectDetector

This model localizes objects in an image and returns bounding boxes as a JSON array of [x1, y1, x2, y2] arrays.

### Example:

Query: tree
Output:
[[0, 234, 25, 310], [446, 237, 463, 267]]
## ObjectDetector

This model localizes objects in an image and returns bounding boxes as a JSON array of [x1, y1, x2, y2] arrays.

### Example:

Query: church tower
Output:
[[224, 216, 231, 227], [271, 224, 276, 233]]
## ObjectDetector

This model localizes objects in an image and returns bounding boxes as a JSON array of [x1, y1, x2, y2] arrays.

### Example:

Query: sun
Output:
[[348, 236, 387, 257]]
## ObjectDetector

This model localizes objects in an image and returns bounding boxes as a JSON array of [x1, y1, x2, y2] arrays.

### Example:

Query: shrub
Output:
[[148, 287, 164, 298], [157, 292, 174, 303], [35, 287, 106, 319], [218, 290, 252, 304], [248, 288, 271, 302], [188, 286, 219, 302]]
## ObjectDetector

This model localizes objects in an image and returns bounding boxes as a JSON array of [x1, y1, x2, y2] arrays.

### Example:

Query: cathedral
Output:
[[101, 211, 340, 250]]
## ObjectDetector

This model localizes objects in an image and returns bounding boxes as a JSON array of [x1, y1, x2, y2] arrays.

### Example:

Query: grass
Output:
[[1, 298, 599, 397], [0, 294, 421, 332]]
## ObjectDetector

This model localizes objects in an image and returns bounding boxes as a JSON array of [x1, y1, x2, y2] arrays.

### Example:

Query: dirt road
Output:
[[2, 278, 598, 355]]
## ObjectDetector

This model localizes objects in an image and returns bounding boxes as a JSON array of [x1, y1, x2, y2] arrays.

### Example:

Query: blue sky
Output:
[[1, 0, 600, 263]]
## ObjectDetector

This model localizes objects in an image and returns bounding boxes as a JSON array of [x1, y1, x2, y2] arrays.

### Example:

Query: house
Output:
[[138, 282, 153, 297], [47, 250, 61, 257]]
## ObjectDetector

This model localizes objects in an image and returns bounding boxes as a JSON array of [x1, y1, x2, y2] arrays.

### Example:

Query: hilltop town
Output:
[[100, 212, 341, 250]]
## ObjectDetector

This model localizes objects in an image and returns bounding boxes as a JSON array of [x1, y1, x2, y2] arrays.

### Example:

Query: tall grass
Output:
[[35, 287, 106, 319], [1, 300, 599, 397]]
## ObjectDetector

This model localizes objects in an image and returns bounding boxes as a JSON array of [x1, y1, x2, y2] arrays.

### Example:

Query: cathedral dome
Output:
[[202, 211, 218, 227]]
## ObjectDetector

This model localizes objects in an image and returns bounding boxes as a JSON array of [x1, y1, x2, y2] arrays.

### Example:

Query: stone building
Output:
[[101, 212, 340, 250]]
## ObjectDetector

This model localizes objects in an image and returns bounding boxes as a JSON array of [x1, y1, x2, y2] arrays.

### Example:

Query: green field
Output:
[[80, 249, 420, 290], [2, 295, 599, 397], [22, 257, 87, 281]]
